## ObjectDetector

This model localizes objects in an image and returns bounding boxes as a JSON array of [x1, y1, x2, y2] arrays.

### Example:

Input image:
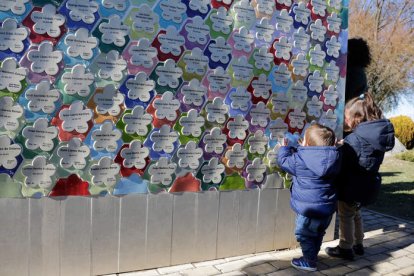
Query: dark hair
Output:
[[347, 38, 371, 68], [344, 92, 383, 131], [304, 124, 336, 146]]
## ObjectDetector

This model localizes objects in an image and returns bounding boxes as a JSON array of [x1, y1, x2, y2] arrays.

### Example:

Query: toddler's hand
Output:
[[336, 139, 344, 146]]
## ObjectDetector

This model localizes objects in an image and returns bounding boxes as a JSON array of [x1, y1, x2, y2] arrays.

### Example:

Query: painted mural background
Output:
[[0, 0, 348, 197]]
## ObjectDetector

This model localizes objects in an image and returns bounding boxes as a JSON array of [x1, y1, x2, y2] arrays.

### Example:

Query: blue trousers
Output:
[[294, 214, 333, 261]]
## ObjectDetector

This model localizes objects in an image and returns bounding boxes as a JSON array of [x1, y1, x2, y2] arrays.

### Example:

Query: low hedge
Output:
[[390, 116, 414, 150]]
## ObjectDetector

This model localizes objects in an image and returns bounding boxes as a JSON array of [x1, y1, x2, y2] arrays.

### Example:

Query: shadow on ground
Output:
[[379, 172, 402, 177], [369, 181, 414, 221]]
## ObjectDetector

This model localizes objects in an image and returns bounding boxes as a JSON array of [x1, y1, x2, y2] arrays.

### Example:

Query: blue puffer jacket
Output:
[[277, 146, 341, 218], [337, 119, 395, 205]]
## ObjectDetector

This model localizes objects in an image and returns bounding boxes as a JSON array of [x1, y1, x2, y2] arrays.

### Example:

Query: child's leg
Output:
[[312, 216, 333, 257], [326, 201, 356, 259], [338, 201, 357, 249], [294, 214, 319, 262], [294, 214, 333, 261], [354, 207, 364, 245]]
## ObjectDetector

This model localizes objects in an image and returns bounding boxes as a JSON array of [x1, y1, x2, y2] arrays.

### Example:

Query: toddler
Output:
[[278, 124, 341, 272]]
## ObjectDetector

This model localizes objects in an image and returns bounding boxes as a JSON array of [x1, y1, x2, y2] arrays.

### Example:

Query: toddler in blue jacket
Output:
[[277, 124, 341, 272]]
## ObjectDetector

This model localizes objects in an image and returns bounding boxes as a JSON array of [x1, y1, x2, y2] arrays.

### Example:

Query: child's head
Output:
[[302, 124, 336, 147], [344, 92, 382, 131]]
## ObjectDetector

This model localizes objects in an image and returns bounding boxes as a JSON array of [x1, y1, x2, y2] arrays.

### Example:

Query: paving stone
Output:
[[180, 266, 221, 276], [364, 229, 386, 239], [364, 239, 380, 247], [344, 258, 372, 270], [307, 272, 325, 276], [193, 259, 227, 268], [225, 254, 254, 262], [120, 270, 160, 276], [387, 249, 412, 258], [320, 257, 350, 267], [382, 221, 400, 227], [365, 245, 389, 255], [316, 261, 329, 271], [382, 226, 406, 233], [397, 236, 414, 246], [319, 265, 355, 275], [404, 244, 414, 253], [394, 266, 414, 276], [365, 253, 391, 263], [370, 261, 399, 274], [363, 236, 388, 249], [157, 264, 194, 275], [345, 268, 381, 276], [376, 218, 393, 223], [377, 240, 401, 250], [403, 227, 414, 234], [268, 260, 291, 270], [242, 263, 278, 275], [389, 256, 414, 268], [388, 231, 412, 239], [366, 233, 396, 243], [266, 267, 304, 276], [242, 254, 275, 264], [383, 237, 414, 250], [219, 271, 247, 276], [320, 240, 341, 248], [364, 220, 378, 226], [364, 225, 380, 232], [215, 260, 249, 273]]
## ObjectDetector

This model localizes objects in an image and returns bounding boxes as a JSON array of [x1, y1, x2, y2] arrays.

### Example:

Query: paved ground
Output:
[[114, 209, 414, 276]]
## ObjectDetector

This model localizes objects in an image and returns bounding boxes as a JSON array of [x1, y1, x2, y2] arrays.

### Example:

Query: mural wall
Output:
[[0, 0, 348, 197]]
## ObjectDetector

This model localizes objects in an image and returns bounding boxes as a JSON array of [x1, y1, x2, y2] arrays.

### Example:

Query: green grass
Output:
[[395, 150, 414, 162], [368, 155, 414, 221]]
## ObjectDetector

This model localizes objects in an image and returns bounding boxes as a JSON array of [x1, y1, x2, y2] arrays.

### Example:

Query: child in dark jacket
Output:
[[278, 124, 341, 272], [326, 92, 395, 260]]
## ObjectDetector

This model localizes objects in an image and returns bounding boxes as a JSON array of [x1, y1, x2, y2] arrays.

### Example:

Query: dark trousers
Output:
[[294, 214, 333, 261]]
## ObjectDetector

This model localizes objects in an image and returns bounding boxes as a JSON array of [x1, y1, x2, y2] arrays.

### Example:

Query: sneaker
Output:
[[325, 246, 354, 260], [291, 257, 317, 272], [353, 244, 364, 255]]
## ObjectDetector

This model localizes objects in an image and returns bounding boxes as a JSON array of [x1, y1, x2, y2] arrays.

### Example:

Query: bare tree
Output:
[[349, 0, 414, 111]]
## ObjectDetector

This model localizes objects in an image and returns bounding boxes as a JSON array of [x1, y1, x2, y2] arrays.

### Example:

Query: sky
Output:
[[385, 93, 414, 120]]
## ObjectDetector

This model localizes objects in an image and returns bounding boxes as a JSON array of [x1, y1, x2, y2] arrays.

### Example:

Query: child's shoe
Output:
[[291, 257, 317, 272], [353, 244, 364, 255], [325, 246, 354, 260]]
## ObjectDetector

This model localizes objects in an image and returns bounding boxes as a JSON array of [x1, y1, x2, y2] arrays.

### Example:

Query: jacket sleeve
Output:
[[277, 146, 297, 176], [335, 142, 359, 189], [343, 133, 361, 157]]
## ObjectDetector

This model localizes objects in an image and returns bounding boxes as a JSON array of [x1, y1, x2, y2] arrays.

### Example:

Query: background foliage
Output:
[[349, 0, 414, 111], [390, 116, 414, 149]]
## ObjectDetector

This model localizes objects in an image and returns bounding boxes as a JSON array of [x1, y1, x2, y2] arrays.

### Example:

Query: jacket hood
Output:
[[297, 147, 341, 177], [353, 119, 395, 152]]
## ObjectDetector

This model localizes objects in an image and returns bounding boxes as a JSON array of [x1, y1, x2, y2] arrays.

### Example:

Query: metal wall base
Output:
[[0, 189, 336, 276]]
